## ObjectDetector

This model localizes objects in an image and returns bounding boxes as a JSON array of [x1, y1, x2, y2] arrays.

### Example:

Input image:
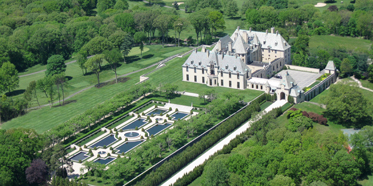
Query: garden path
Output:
[[161, 100, 287, 186], [351, 76, 373, 93]]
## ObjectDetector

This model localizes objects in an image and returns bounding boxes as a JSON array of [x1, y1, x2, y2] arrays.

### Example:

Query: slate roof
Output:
[[182, 50, 250, 75], [231, 28, 291, 51], [232, 33, 249, 54], [325, 61, 336, 71], [280, 71, 297, 89]]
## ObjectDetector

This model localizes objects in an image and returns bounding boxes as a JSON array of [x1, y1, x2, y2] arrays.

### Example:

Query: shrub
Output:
[[79, 147, 82, 151], [176, 108, 178, 111], [79, 159, 82, 163], [125, 138, 128, 141], [142, 112, 145, 116], [166, 114, 169, 117], [169, 107, 172, 111], [151, 114, 154, 117], [119, 137, 122, 140], [94, 147, 97, 150], [112, 150, 115, 154], [89, 149, 92, 154], [155, 105, 158, 108], [110, 147, 113, 150], [135, 126, 138, 130], [151, 134, 154, 138], [121, 152, 124, 155], [156, 120, 158, 123], [103, 145, 107, 149], [302, 111, 309, 118], [107, 153, 111, 156], [97, 154, 100, 158], [141, 128, 145, 132], [84, 145, 87, 148], [117, 155, 121, 158], [190, 110, 193, 114], [141, 136, 144, 139], [145, 133, 148, 137]]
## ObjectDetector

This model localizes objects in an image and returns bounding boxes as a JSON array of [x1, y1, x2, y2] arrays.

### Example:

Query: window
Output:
[[237, 73, 239, 79], [186, 66, 188, 72], [186, 74, 189, 81], [194, 67, 196, 73], [261, 85, 263, 90], [194, 76, 197, 82], [229, 72, 231, 78], [275, 51, 277, 54], [202, 68, 204, 74], [247, 72, 249, 78], [237, 82, 240, 89], [229, 81, 232, 87], [252, 84, 254, 88], [221, 80, 224, 86], [202, 77, 205, 83], [221, 72, 223, 77]]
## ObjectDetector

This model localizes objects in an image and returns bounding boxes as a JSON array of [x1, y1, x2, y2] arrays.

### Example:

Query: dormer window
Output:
[[202, 68, 204, 74], [186, 66, 188, 72], [225, 65, 228, 69], [199, 62, 201, 66], [191, 60, 194, 64], [194, 67, 196, 73], [234, 66, 237, 71], [275, 42, 278, 46], [229, 72, 231, 78], [263, 41, 266, 44], [237, 73, 239, 79]]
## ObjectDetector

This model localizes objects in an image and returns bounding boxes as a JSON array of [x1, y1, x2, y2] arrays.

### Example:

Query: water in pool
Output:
[[124, 132, 140, 137], [147, 123, 171, 135], [94, 157, 116, 165], [171, 112, 188, 120], [122, 119, 147, 130], [69, 152, 89, 161], [115, 141, 144, 153], [89, 135, 117, 148], [147, 109, 167, 116]]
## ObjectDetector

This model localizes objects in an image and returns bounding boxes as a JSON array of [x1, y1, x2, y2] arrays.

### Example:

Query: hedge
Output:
[[173, 108, 283, 186], [132, 100, 261, 186]]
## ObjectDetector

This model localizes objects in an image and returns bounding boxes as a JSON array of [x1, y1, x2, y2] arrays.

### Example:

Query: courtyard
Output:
[[272, 70, 323, 89]]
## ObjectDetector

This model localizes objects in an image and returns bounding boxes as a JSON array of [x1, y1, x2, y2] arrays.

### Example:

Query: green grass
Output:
[[147, 56, 263, 102], [161, 47, 191, 57], [189, 176, 203, 186], [260, 101, 272, 111], [359, 176, 373, 186], [295, 0, 353, 11], [1, 66, 156, 133], [310, 35, 372, 53], [13, 45, 191, 108], [361, 80, 373, 90]]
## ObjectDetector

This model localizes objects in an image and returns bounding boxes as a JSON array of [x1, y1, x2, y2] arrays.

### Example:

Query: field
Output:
[[147, 55, 263, 102], [309, 35, 372, 53], [14, 46, 191, 107]]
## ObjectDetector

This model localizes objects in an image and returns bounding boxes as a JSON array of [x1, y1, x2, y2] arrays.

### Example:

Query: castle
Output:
[[182, 27, 336, 104]]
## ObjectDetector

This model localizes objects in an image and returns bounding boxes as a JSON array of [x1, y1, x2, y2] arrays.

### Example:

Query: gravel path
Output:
[[351, 76, 373, 92]]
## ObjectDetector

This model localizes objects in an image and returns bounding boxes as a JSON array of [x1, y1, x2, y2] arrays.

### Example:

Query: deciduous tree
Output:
[[46, 55, 66, 77], [103, 48, 122, 83], [85, 54, 105, 84], [134, 32, 147, 57], [0, 62, 19, 93]]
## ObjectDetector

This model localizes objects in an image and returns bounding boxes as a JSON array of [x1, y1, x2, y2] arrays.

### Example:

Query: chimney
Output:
[[242, 32, 248, 43], [221, 52, 224, 59], [228, 42, 232, 52], [195, 48, 197, 53], [202, 45, 206, 53], [266, 29, 268, 34], [207, 50, 210, 57], [271, 27, 275, 34], [237, 26, 240, 30], [217, 40, 222, 51], [276, 30, 279, 36], [249, 27, 252, 32]]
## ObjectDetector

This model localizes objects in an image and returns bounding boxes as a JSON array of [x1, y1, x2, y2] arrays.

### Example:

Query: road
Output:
[[161, 100, 287, 186]]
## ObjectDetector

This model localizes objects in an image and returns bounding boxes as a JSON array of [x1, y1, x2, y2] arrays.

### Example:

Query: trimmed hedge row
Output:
[[132, 100, 262, 186], [63, 98, 152, 148], [173, 108, 283, 186]]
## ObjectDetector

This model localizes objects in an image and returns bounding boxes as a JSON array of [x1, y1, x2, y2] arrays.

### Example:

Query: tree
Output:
[[114, 13, 136, 35], [340, 58, 353, 77], [266, 0, 288, 9], [103, 48, 122, 83], [54, 73, 68, 105], [224, 0, 239, 18], [0, 62, 19, 93], [26, 159, 48, 185], [114, 0, 129, 10], [85, 54, 105, 84], [174, 18, 189, 47], [109, 30, 129, 49], [134, 32, 147, 57], [325, 83, 372, 128], [153, 14, 173, 47], [120, 34, 134, 63], [163, 83, 178, 98], [202, 158, 229, 186], [28, 81, 40, 107], [46, 55, 66, 77], [208, 11, 225, 38], [173, 1, 180, 10], [190, 11, 207, 43], [44, 76, 55, 108], [368, 64, 373, 83], [76, 53, 87, 75], [269, 175, 295, 186]]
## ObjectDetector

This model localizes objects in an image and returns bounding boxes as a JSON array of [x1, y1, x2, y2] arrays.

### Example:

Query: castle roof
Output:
[[325, 61, 336, 71], [280, 71, 297, 89], [232, 33, 248, 54], [231, 28, 290, 51]]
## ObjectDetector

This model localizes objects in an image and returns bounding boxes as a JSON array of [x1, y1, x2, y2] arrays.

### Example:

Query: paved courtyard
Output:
[[272, 70, 323, 89]]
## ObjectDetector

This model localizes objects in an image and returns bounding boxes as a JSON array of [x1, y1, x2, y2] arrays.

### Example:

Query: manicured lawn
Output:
[[13, 45, 192, 107], [1, 66, 156, 133], [310, 35, 372, 53], [189, 176, 203, 186], [260, 101, 272, 111], [147, 56, 263, 102]]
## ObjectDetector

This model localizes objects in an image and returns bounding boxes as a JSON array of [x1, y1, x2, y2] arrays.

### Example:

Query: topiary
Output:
[[176, 108, 178, 111], [94, 147, 97, 150], [112, 150, 115, 154], [142, 112, 145, 116], [190, 110, 193, 114], [135, 126, 138, 130], [84, 145, 87, 148], [103, 145, 107, 149], [119, 137, 122, 140], [107, 153, 111, 156], [125, 138, 128, 141], [79, 159, 82, 163], [140, 136, 144, 139], [156, 120, 158, 123], [155, 105, 158, 108], [79, 147, 82, 151], [166, 114, 169, 117], [151, 114, 154, 117], [145, 133, 148, 137], [151, 134, 154, 138], [141, 128, 145, 132], [121, 152, 124, 155], [97, 154, 100, 158], [110, 147, 113, 150], [169, 107, 172, 111]]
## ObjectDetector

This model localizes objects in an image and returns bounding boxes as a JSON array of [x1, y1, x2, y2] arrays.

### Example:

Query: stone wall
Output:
[[285, 65, 320, 73], [304, 72, 337, 101]]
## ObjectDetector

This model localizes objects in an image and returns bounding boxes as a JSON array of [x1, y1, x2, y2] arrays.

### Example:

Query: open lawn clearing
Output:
[[310, 35, 372, 53], [161, 47, 191, 57], [147, 55, 263, 102], [1, 66, 156, 133], [189, 176, 202, 186], [12, 45, 188, 107], [359, 176, 373, 186]]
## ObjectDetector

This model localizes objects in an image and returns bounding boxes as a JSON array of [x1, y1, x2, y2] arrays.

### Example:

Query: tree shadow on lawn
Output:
[[52, 100, 77, 108], [5, 89, 25, 97]]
